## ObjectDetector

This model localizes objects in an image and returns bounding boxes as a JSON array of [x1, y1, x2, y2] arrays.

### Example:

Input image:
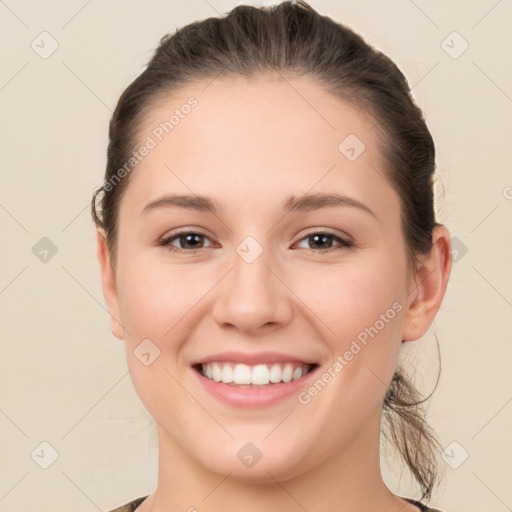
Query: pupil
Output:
[[183, 233, 201, 248], [311, 234, 331, 249]]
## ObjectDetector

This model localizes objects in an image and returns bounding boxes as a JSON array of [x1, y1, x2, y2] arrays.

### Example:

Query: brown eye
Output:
[[159, 231, 214, 253], [295, 232, 353, 252]]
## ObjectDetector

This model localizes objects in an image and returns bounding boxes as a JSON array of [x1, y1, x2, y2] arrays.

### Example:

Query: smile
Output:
[[192, 361, 320, 407], [196, 362, 317, 387]]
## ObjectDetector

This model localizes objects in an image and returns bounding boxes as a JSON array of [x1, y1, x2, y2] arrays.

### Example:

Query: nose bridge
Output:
[[211, 234, 292, 333]]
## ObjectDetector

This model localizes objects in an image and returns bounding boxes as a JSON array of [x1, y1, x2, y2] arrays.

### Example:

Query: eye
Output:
[[294, 231, 354, 253], [158, 230, 215, 253], [158, 229, 354, 254]]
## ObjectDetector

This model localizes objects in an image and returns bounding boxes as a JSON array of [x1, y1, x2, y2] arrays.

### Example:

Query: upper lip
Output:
[[190, 351, 319, 366]]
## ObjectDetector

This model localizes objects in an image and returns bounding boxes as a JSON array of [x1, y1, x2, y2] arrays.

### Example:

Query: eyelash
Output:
[[157, 230, 354, 254]]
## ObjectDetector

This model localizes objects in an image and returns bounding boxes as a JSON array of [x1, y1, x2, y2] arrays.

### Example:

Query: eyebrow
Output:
[[141, 192, 376, 218]]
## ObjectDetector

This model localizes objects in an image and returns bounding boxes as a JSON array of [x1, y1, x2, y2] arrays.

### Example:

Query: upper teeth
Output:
[[201, 362, 312, 385]]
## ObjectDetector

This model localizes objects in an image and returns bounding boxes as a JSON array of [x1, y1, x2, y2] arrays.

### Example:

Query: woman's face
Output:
[[98, 75, 437, 480]]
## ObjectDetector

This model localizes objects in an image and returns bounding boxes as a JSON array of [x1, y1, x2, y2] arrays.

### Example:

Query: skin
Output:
[[97, 74, 451, 512]]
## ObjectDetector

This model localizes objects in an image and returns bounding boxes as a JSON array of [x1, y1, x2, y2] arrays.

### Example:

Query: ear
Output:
[[96, 229, 125, 340], [402, 225, 452, 342]]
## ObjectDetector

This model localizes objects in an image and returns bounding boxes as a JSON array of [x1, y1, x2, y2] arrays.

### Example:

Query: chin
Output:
[[193, 440, 311, 483]]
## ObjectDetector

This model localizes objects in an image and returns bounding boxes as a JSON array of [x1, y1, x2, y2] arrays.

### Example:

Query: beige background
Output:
[[1, 1, 511, 511]]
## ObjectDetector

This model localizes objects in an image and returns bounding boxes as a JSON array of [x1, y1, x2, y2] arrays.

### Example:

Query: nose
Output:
[[211, 245, 293, 336]]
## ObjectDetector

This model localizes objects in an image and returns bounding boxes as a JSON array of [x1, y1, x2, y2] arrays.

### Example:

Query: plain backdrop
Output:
[[1, 1, 511, 511]]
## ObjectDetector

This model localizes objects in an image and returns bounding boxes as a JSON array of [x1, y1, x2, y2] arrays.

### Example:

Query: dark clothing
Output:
[[107, 495, 444, 511]]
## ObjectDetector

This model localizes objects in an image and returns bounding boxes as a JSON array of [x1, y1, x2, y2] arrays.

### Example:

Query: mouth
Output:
[[192, 362, 320, 388]]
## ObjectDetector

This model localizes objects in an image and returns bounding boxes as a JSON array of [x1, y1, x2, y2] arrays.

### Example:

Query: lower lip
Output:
[[193, 366, 319, 408]]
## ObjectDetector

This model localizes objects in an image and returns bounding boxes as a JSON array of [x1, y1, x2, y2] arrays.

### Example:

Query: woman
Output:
[[92, 2, 451, 511]]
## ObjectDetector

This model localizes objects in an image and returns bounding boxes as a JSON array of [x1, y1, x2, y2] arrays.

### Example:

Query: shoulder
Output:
[[105, 495, 149, 512]]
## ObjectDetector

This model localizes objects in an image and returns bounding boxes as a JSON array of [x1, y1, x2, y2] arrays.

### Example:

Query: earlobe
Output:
[[96, 229, 125, 340], [401, 225, 452, 342]]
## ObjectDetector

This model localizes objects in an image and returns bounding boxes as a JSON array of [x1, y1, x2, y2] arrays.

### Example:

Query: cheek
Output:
[[296, 264, 405, 421], [298, 258, 405, 343], [116, 255, 204, 341], [295, 253, 406, 410], [115, 258, 199, 418]]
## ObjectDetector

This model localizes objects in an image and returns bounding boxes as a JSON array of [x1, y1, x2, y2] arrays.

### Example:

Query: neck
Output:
[[141, 410, 416, 512]]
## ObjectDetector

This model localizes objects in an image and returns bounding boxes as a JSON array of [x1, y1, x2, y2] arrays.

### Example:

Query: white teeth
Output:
[[221, 364, 234, 383], [251, 364, 270, 385], [200, 362, 313, 385], [269, 363, 282, 383], [233, 364, 252, 384], [212, 363, 222, 382], [282, 363, 293, 383]]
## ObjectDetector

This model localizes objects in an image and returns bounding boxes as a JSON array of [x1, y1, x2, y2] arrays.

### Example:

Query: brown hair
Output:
[[91, 0, 444, 503]]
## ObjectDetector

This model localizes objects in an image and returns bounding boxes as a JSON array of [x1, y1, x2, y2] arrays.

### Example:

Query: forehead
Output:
[[120, 74, 397, 220]]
